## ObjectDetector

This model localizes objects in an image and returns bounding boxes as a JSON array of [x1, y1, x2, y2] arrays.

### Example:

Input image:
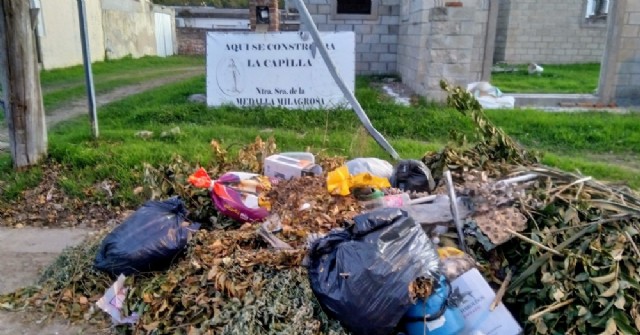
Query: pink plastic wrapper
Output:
[[189, 168, 275, 223]]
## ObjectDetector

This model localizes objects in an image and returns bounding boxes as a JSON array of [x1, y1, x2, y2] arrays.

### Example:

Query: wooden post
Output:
[[0, 0, 48, 168]]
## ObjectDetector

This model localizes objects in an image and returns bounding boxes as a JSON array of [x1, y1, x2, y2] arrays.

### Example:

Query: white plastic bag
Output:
[[96, 274, 139, 325], [346, 158, 393, 178]]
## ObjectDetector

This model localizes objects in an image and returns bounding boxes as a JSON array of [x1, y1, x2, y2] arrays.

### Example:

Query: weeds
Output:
[[0, 68, 638, 205]]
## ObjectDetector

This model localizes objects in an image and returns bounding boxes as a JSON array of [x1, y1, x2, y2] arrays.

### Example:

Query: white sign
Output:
[[451, 269, 523, 335], [206, 31, 355, 109]]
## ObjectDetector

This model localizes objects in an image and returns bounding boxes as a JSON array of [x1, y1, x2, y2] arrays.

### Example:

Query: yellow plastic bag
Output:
[[327, 165, 391, 196], [437, 246, 466, 259]]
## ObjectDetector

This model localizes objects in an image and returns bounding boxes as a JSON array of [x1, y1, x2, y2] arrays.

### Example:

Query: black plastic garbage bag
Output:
[[390, 159, 436, 193], [305, 208, 440, 335], [94, 197, 199, 276]]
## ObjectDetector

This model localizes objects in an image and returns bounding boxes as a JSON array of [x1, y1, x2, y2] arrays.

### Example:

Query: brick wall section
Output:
[[250, 0, 280, 31], [599, 0, 640, 106], [303, 0, 401, 74], [495, 0, 607, 64], [177, 27, 207, 55]]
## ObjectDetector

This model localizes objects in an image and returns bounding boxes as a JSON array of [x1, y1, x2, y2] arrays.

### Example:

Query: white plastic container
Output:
[[263, 154, 322, 180]]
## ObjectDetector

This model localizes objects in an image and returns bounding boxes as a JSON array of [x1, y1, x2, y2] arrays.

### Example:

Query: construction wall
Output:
[[303, 0, 401, 74], [177, 28, 207, 55], [598, 0, 640, 106], [37, 0, 105, 69], [37, 0, 175, 70], [397, 0, 492, 98], [101, 0, 175, 60], [494, 0, 607, 64]]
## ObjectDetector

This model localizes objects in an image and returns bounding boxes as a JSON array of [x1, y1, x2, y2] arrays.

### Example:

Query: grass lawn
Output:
[[490, 63, 601, 94], [0, 55, 204, 119], [1, 72, 638, 206]]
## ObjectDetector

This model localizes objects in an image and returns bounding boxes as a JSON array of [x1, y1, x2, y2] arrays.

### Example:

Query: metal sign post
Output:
[[293, 0, 399, 160], [77, 0, 98, 138]]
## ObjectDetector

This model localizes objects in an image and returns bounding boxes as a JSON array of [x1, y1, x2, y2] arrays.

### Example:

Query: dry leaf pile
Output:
[[0, 162, 122, 228], [265, 176, 363, 247], [0, 138, 359, 335], [0, 224, 346, 335], [3, 85, 640, 335]]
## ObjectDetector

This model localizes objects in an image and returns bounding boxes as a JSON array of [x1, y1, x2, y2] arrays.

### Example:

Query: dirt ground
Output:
[[0, 227, 111, 335]]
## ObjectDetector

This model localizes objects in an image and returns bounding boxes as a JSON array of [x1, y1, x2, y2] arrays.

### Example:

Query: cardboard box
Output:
[[450, 268, 523, 335], [263, 154, 322, 180]]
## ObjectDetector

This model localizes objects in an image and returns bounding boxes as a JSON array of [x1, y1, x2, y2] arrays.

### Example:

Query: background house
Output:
[[494, 0, 609, 64], [31, 0, 177, 70]]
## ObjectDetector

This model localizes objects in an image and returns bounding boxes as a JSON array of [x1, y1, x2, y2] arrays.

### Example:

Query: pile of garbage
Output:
[[1, 84, 640, 335]]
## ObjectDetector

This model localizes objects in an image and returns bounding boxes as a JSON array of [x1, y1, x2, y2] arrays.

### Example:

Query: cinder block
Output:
[[361, 52, 379, 61], [371, 43, 389, 53], [622, 25, 640, 37], [311, 14, 328, 24], [622, 37, 640, 50], [317, 5, 332, 14], [391, 5, 401, 16], [381, 15, 400, 25], [305, 4, 319, 13], [380, 52, 397, 62], [362, 34, 381, 44], [336, 24, 354, 31], [354, 24, 373, 34], [356, 43, 371, 53], [429, 35, 474, 49], [386, 62, 397, 73], [431, 21, 461, 35], [629, 13, 640, 25], [373, 25, 390, 34], [381, 0, 400, 6], [389, 44, 398, 53], [389, 24, 400, 34], [443, 63, 470, 78], [370, 62, 388, 73], [381, 34, 398, 43], [356, 61, 370, 73], [446, 7, 475, 21], [316, 23, 336, 31]]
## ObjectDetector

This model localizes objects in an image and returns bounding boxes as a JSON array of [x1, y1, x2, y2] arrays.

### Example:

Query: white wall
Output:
[[38, 0, 105, 69]]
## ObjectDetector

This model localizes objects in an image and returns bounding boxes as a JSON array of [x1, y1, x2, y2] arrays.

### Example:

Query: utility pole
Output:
[[0, 0, 48, 168]]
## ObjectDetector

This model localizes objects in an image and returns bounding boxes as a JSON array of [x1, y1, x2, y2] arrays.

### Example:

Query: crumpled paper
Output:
[[96, 274, 139, 325]]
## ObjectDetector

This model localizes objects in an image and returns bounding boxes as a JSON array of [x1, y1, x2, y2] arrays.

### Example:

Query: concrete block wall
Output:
[[495, 0, 607, 64], [470, 1, 491, 82], [599, 0, 640, 106], [303, 0, 401, 74], [397, 0, 431, 93], [423, 7, 476, 101], [398, 1, 489, 99]]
